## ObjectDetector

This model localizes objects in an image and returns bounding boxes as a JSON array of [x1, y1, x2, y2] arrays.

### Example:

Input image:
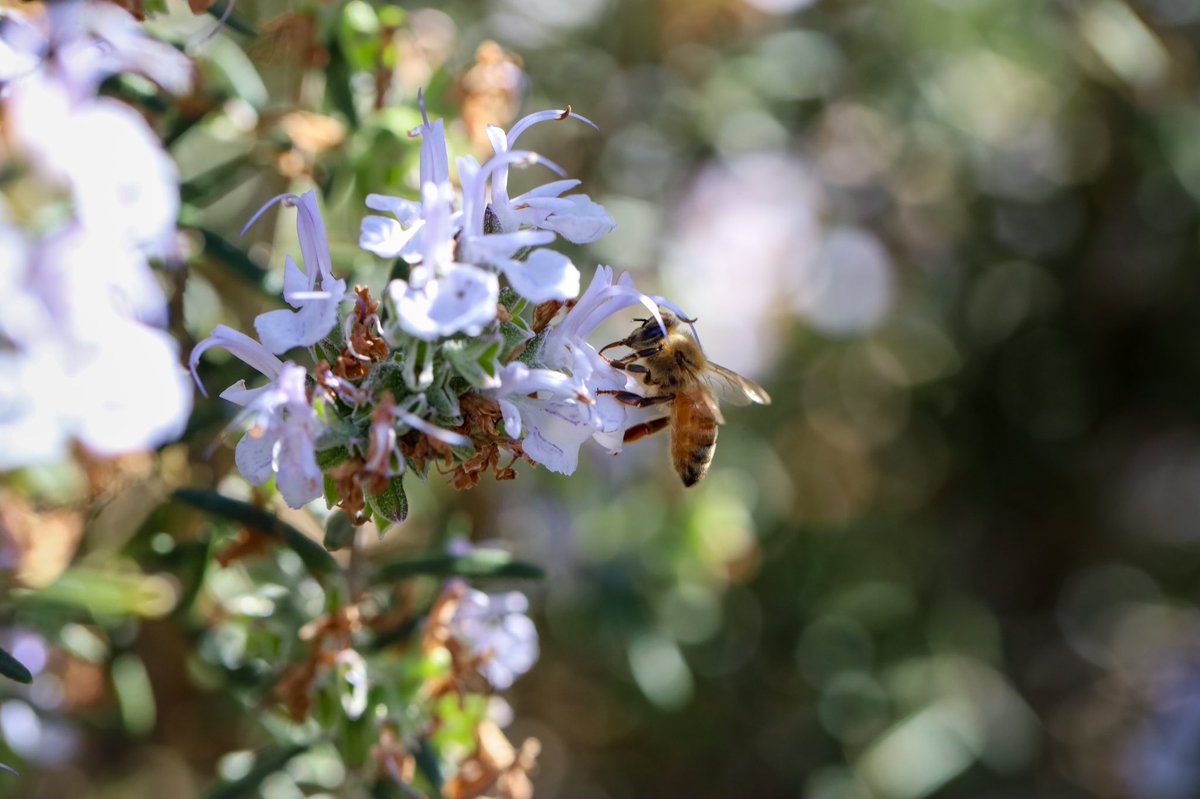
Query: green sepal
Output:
[[402, 339, 434, 391], [517, 328, 549, 366], [443, 336, 502, 389], [499, 319, 533, 361], [316, 445, 352, 470], [366, 475, 408, 528]]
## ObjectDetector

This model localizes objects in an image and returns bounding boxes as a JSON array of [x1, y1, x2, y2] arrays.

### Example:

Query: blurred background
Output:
[[8, 0, 1200, 797]]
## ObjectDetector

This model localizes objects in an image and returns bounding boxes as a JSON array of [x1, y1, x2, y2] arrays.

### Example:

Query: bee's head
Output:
[[625, 307, 697, 350], [634, 307, 696, 330]]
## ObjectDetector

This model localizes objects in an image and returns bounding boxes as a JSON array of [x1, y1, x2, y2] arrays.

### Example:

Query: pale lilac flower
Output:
[[362, 95, 589, 308], [485, 108, 615, 244], [385, 182, 499, 341], [189, 324, 284, 406], [388, 266, 498, 341], [358, 193, 424, 262], [490, 266, 670, 475], [233, 363, 324, 509], [489, 361, 599, 474], [449, 585, 539, 691], [358, 91, 451, 262], [189, 328, 325, 508], [457, 152, 579, 304], [243, 191, 348, 354]]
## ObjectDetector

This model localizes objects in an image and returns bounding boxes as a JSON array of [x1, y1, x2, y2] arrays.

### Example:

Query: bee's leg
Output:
[[599, 344, 663, 371], [623, 416, 671, 443], [598, 338, 630, 356], [597, 390, 674, 408], [602, 354, 651, 376]]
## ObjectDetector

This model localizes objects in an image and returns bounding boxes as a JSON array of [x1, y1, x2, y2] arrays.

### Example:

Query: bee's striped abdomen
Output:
[[671, 393, 719, 487]]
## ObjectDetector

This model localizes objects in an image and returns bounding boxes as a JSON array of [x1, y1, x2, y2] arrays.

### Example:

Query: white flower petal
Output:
[[234, 427, 278, 486], [498, 398, 522, 439], [359, 214, 423, 259], [519, 401, 594, 476], [275, 425, 323, 508], [501, 249, 580, 304], [521, 194, 615, 244], [391, 265, 498, 341], [254, 276, 347, 353], [365, 193, 422, 224], [72, 320, 191, 456]]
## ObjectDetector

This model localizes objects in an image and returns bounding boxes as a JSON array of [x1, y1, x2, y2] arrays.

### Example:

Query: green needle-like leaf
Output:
[[171, 489, 338, 576], [374, 550, 544, 583], [0, 646, 32, 684], [206, 0, 258, 37], [191, 227, 271, 290]]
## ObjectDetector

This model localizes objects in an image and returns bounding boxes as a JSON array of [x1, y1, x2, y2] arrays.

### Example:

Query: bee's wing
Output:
[[701, 363, 772, 407]]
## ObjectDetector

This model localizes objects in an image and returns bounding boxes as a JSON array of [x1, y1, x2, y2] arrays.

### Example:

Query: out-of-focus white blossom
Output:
[[0, 2, 196, 471], [0, 225, 191, 469], [43, 0, 192, 96], [243, 191, 348, 354], [664, 153, 894, 373], [8, 80, 181, 255], [2, 1, 190, 256], [449, 584, 539, 691], [0, 11, 43, 81]]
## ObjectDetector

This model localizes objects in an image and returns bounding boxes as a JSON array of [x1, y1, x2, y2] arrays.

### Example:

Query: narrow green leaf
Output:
[[325, 40, 360, 127], [203, 744, 307, 799], [181, 155, 252, 205], [191, 227, 270, 289], [324, 510, 358, 552], [101, 74, 170, 114], [171, 489, 338, 576], [374, 550, 543, 583], [0, 646, 32, 684], [206, 0, 258, 37], [413, 738, 443, 794]]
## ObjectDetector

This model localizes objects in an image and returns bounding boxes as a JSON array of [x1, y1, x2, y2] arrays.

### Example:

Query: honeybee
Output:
[[598, 309, 771, 486]]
